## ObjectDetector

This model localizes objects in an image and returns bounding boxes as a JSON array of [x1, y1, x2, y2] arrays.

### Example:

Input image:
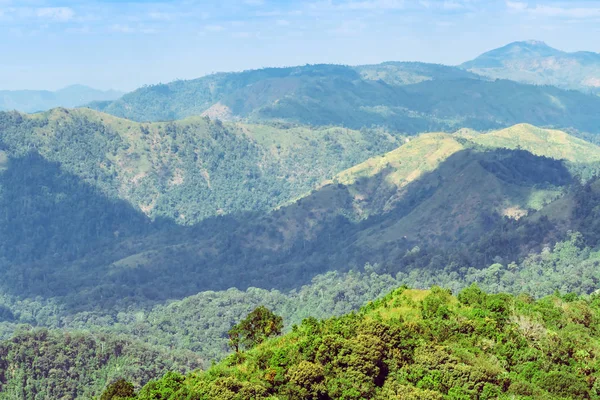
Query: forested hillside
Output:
[[0, 109, 399, 224], [2, 121, 600, 305], [0, 122, 594, 312], [4, 114, 600, 397], [120, 285, 600, 399], [1, 121, 600, 347], [89, 63, 600, 134], [0, 328, 203, 399], [6, 3, 600, 397]]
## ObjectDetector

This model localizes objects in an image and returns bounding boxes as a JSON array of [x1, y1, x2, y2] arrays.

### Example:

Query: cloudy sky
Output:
[[1, 0, 600, 91]]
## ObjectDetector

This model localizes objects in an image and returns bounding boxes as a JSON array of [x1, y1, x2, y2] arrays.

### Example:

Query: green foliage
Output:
[[228, 306, 283, 352], [136, 372, 187, 400], [0, 329, 202, 399], [131, 286, 600, 399], [100, 379, 135, 400]]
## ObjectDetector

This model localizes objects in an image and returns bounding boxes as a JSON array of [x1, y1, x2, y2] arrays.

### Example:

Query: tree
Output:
[[228, 306, 283, 351], [100, 379, 135, 400]]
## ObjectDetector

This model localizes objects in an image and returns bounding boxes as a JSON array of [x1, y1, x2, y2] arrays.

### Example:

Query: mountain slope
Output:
[[0, 85, 123, 113], [461, 40, 600, 94], [2, 123, 598, 314], [3, 123, 600, 394], [0, 108, 399, 225], [89, 63, 600, 134], [126, 286, 600, 400]]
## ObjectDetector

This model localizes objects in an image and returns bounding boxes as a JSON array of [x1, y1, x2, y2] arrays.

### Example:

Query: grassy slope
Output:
[[472, 123, 600, 162], [332, 124, 600, 187], [326, 123, 599, 219], [287, 123, 600, 250]]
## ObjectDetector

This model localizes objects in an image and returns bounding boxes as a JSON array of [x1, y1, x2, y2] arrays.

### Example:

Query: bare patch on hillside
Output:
[[502, 206, 528, 220], [201, 102, 233, 120]]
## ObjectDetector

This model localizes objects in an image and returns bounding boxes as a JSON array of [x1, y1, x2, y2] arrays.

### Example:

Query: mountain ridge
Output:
[[87, 62, 600, 135], [0, 85, 124, 113]]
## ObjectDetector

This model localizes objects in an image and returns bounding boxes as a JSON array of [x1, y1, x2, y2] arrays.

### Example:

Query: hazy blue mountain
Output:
[[0, 84, 123, 113], [461, 40, 600, 93]]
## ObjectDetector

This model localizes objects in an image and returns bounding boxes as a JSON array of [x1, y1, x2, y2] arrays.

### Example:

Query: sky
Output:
[[1, 0, 600, 91]]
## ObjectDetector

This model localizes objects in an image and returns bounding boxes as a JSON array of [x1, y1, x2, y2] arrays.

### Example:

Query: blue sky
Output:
[[1, 0, 600, 91]]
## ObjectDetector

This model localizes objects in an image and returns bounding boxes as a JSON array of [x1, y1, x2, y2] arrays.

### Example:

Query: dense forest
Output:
[[90, 63, 600, 134], [0, 328, 203, 399], [2, 230, 600, 398], [110, 285, 600, 399]]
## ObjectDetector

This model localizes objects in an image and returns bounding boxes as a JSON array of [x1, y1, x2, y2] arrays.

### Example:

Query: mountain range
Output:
[[2, 40, 600, 398], [0, 85, 123, 113], [88, 62, 600, 134]]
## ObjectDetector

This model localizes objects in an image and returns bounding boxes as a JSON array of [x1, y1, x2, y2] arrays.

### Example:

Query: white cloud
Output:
[[442, 1, 465, 10], [148, 12, 174, 21], [232, 31, 253, 38], [506, 1, 600, 19], [35, 7, 74, 22], [330, 19, 367, 35], [109, 24, 157, 34], [66, 26, 91, 34], [530, 5, 600, 19], [505, 1, 528, 11], [276, 19, 290, 26], [339, 0, 405, 10], [205, 24, 224, 32], [110, 24, 134, 33]]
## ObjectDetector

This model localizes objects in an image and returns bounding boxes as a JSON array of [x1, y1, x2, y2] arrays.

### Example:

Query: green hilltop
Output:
[[125, 285, 600, 399]]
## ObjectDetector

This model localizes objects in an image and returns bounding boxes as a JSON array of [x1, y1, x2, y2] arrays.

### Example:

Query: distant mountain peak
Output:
[[521, 39, 549, 47], [460, 40, 600, 93], [488, 40, 561, 58]]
